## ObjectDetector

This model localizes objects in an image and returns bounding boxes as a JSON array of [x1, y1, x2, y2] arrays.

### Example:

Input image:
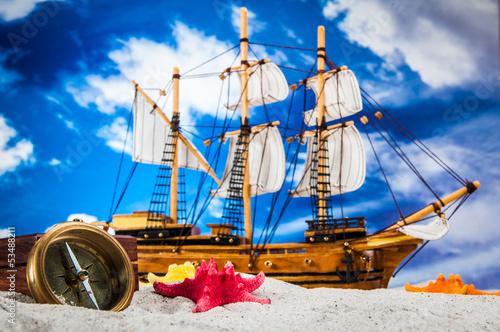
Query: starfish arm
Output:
[[193, 295, 218, 313], [154, 281, 189, 298], [467, 285, 500, 296], [236, 292, 271, 305], [208, 257, 218, 271], [240, 271, 266, 293], [154, 278, 204, 301], [193, 285, 223, 313], [404, 283, 422, 293]]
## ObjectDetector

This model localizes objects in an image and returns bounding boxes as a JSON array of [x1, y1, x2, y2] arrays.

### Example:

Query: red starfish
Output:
[[153, 258, 271, 312]]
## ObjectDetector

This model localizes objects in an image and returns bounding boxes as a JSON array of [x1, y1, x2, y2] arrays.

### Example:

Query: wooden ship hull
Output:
[[135, 236, 422, 289], [113, 211, 423, 289]]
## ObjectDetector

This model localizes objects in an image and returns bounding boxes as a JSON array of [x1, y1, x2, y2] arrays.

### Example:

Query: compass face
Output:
[[44, 241, 116, 310], [27, 221, 135, 312]]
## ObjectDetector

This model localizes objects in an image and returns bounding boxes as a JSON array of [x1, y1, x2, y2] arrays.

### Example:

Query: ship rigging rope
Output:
[[159, 80, 173, 111], [392, 240, 429, 277], [262, 140, 303, 245], [181, 44, 240, 76], [181, 72, 233, 79], [254, 90, 298, 247], [107, 93, 136, 222], [261, 60, 328, 245], [361, 100, 445, 207], [249, 87, 314, 266], [325, 55, 339, 71], [109, 162, 138, 220], [174, 71, 232, 249], [256, 91, 309, 250], [186, 77, 228, 223], [247, 53, 278, 249], [245, 80, 301, 253], [356, 112, 405, 221], [249, 41, 317, 52], [392, 191, 472, 276], [174, 50, 247, 249], [360, 87, 466, 186], [107, 79, 174, 225], [277, 64, 319, 75], [259, 60, 317, 247], [187, 49, 241, 217]]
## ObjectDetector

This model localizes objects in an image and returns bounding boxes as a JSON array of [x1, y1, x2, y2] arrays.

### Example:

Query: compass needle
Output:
[[65, 242, 100, 310]]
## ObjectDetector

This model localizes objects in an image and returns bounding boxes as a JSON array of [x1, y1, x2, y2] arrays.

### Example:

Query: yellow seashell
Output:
[[147, 262, 196, 284]]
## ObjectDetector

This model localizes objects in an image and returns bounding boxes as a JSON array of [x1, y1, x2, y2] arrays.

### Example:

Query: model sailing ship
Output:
[[109, 8, 480, 289]]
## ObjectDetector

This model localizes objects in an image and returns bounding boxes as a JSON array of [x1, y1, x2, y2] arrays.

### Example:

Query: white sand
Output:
[[1, 276, 499, 331]]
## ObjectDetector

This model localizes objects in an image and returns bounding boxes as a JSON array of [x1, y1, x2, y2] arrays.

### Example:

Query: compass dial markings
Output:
[[44, 241, 113, 310]]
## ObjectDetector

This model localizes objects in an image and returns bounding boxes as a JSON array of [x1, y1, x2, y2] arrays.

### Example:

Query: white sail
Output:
[[226, 62, 289, 110], [398, 217, 450, 240], [132, 90, 212, 174], [303, 69, 363, 126], [290, 125, 365, 197], [211, 126, 285, 197]]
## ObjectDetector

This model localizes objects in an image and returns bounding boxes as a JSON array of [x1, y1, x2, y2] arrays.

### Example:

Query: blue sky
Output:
[[0, 0, 499, 288]]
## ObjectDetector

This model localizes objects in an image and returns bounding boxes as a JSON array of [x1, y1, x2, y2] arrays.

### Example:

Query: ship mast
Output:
[[317, 26, 327, 221], [170, 67, 180, 224], [240, 7, 252, 244]]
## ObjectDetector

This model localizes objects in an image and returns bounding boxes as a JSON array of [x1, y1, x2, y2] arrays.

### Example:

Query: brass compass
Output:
[[26, 220, 135, 311]]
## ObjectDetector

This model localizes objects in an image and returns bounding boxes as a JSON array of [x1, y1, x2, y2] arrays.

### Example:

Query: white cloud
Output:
[[97, 117, 133, 155], [323, 0, 344, 19], [68, 22, 239, 123], [45, 213, 115, 235], [55, 113, 77, 131], [207, 198, 224, 218], [67, 74, 133, 115], [48, 158, 61, 165], [323, 0, 498, 89], [273, 216, 309, 236], [66, 213, 98, 223], [299, 53, 316, 66], [283, 27, 303, 45], [286, 151, 307, 185], [231, 6, 266, 38], [0, 114, 35, 177], [0, 0, 47, 21], [0, 228, 12, 238]]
